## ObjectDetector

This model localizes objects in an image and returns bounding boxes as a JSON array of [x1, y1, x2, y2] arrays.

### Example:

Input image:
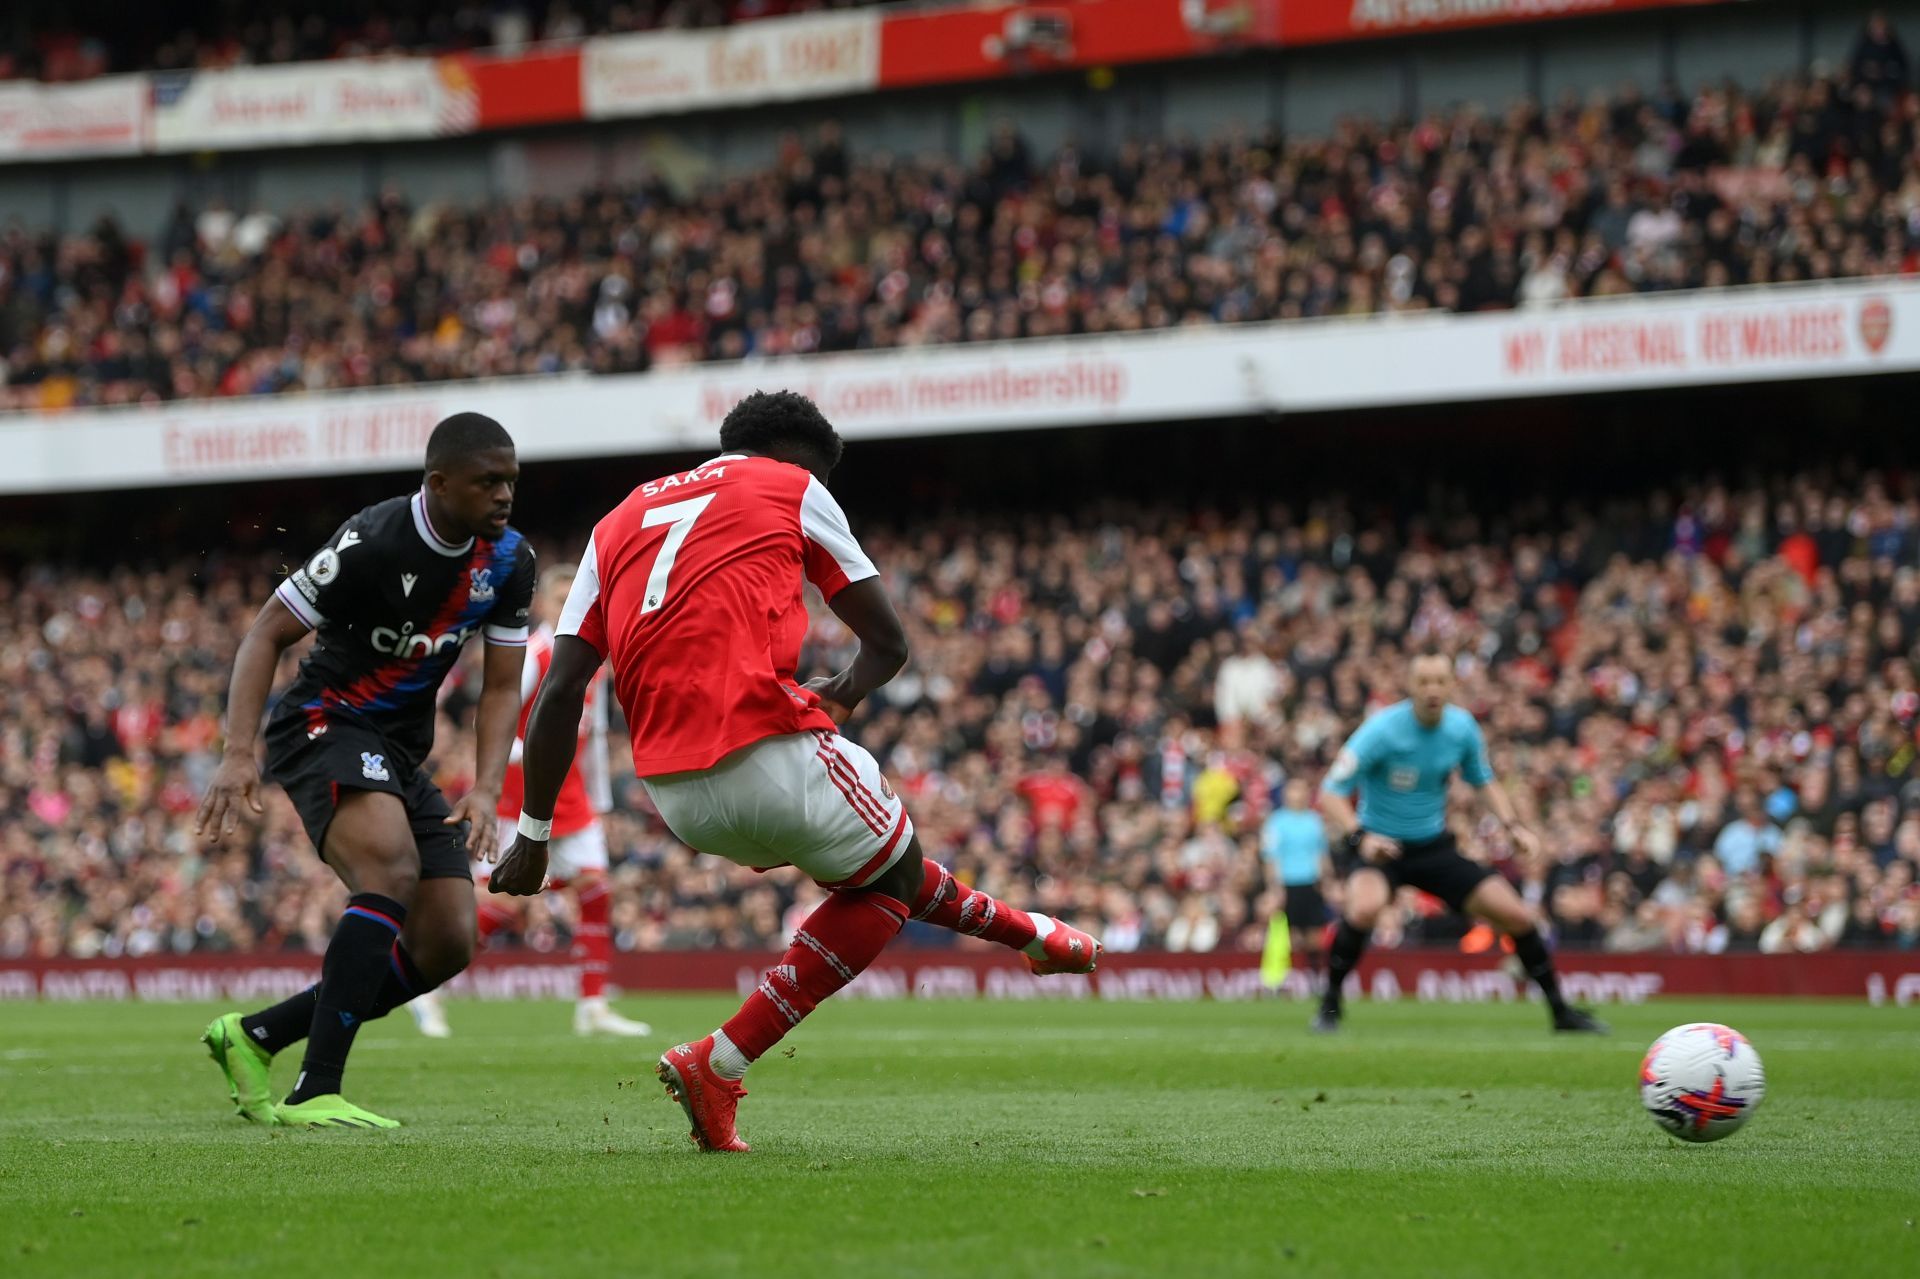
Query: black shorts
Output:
[[1340, 830, 1494, 914], [1282, 882, 1327, 933], [263, 713, 472, 881]]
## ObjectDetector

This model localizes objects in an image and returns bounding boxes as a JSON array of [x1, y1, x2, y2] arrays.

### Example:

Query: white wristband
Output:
[[517, 812, 553, 841]]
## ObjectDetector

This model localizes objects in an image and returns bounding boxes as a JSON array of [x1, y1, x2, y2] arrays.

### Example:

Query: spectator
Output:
[[1760, 901, 1829, 954], [1852, 11, 1911, 101], [1215, 631, 1283, 729], [1714, 788, 1783, 878], [1728, 891, 1766, 952]]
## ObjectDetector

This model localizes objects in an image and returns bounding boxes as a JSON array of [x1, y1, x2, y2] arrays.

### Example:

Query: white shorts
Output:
[[642, 730, 914, 889], [477, 820, 609, 883]]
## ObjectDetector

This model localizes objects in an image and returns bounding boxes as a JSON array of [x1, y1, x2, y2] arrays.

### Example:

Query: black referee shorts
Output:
[[1339, 830, 1494, 914], [263, 712, 472, 881], [1282, 881, 1327, 933]]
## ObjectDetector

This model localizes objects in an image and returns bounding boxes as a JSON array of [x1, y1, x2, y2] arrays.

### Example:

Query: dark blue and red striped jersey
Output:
[[268, 489, 536, 773]]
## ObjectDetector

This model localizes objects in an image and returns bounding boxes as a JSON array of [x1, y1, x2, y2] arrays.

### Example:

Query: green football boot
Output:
[[201, 1012, 278, 1125], [275, 1095, 401, 1130]]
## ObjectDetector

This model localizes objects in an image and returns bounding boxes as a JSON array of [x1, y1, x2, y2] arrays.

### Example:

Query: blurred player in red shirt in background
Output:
[[407, 564, 652, 1039]]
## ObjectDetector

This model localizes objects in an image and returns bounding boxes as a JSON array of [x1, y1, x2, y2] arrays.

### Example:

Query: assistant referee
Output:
[[1313, 652, 1606, 1034]]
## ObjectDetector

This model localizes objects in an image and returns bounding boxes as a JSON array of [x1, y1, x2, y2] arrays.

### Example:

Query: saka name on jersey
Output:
[[270, 488, 536, 774]]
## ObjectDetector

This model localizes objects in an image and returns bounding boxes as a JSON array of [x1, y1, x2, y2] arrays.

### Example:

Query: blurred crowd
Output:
[[1, 0, 883, 82], [6, 466, 1920, 961], [8, 58, 1920, 409]]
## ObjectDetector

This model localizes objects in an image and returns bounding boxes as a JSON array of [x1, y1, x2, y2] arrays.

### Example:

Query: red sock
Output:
[[719, 890, 907, 1062], [574, 876, 611, 1001], [910, 860, 1038, 950], [476, 896, 515, 949]]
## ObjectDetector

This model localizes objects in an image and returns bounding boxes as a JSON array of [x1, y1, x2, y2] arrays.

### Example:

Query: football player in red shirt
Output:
[[491, 391, 1102, 1153], [406, 564, 653, 1039]]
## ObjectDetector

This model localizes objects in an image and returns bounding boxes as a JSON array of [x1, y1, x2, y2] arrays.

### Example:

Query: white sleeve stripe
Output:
[[555, 533, 603, 638], [273, 580, 322, 629], [799, 475, 878, 584], [484, 627, 529, 646]]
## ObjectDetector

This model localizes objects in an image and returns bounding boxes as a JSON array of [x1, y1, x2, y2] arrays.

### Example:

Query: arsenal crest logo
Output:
[[1860, 297, 1892, 354]]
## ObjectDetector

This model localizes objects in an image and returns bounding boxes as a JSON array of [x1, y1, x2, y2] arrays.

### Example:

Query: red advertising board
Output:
[[1279, 0, 1733, 47], [4, 948, 1915, 1004], [877, 0, 1278, 90], [455, 46, 584, 131]]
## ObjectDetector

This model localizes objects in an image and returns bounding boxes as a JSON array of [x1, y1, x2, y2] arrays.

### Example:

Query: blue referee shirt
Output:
[[1323, 701, 1493, 842], [1261, 809, 1328, 886]]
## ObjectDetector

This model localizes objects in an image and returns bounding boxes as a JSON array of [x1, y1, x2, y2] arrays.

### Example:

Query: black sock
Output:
[[367, 942, 434, 1019], [1510, 929, 1569, 1015], [243, 943, 433, 1063], [240, 986, 319, 1056], [1323, 921, 1371, 1012], [287, 894, 408, 1105]]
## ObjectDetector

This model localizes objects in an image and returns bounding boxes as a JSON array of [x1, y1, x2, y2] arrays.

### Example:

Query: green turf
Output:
[[1, 996, 1916, 1277]]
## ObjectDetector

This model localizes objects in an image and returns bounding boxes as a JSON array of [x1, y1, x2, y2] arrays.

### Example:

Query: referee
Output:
[[1261, 779, 1331, 972], [1313, 652, 1606, 1034]]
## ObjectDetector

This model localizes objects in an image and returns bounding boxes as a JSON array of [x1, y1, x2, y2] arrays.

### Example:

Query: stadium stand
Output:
[[6, 468, 1919, 960], [4, 66, 1918, 409]]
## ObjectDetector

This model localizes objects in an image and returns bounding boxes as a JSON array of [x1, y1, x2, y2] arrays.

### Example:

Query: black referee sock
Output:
[[1510, 929, 1569, 1015], [1322, 921, 1371, 1012], [240, 986, 319, 1056], [286, 893, 408, 1105]]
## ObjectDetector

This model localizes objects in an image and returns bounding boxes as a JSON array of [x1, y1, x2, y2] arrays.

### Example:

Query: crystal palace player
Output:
[[195, 413, 535, 1129], [490, 390, 1102, 1152], [405, 563, 652, 1039], [1313, 652, 1606, 1035]]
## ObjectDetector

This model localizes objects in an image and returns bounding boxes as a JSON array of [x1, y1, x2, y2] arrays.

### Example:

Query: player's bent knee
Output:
[[419, 910, 478, 982], [1344, 893, 1385, 930], [1343, 871, 1389, 930], [409, 928, 475, 985], [1468, 880, 1535, 936], [1501, 904, 1542, 936], [864, 847, 924, 905]]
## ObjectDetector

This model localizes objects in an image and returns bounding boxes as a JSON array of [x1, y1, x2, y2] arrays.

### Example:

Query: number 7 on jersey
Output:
[[639, 494, 715, 614]]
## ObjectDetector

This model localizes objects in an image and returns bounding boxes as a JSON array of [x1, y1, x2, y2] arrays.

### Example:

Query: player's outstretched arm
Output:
[[446, 639, 528, 856], [196, 596, 312, 843], [491, 635, 598, 895], [805, 577, 910, 724]]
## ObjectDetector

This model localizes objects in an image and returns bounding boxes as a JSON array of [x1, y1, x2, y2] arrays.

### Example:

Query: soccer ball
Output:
[[1639, 1022, 1766, 1143]]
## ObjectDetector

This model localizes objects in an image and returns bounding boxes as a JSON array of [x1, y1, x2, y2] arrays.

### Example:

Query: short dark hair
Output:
[[718, 390, 843, 472], [425, 412, 514, 473]]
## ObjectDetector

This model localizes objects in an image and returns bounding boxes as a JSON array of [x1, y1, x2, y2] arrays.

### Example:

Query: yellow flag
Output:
[[1260, 916, 1291, 990]]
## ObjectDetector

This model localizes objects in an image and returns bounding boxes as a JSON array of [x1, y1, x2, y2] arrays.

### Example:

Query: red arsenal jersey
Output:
[[497, 625, 609, 837], [556, 454, 877, 778]]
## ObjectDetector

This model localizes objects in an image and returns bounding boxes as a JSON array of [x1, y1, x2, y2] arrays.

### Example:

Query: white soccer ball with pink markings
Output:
[[1639, 1022, 1766, 1143]]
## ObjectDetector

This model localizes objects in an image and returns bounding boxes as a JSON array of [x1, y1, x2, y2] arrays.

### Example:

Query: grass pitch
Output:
[[1, 996, 1916, 1278]]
